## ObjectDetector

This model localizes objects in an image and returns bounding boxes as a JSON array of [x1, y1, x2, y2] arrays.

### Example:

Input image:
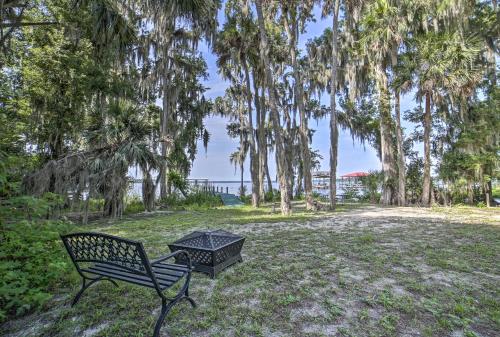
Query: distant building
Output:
[[338, 172, 369, 194], [312, 171, 368, 195], [312, 171, 330, 190]]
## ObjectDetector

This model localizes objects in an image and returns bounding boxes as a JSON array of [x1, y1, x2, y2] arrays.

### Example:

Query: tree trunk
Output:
[[240, 162, 245, 198], [377, 64, 397, 205], [83, 189, 90, 225], [253, 76, 266, 200], [261, 87, 273, 196], [160, 78, 169, 200], [394, 89, 406, 206], [142, 169, 155, 212], [485, 180, 492, 208], [467, 181, 474, 205], [255, 0, 292, 215], [284, 107, 294, 202], [283, 12, 314, 210], [237, 97, 246, 198], [243, 61, 260, 207], [295, 164, 303, 198], [421, 91, 432, 206], [265, 150, 273, 193], [329, 0, 341, 210]]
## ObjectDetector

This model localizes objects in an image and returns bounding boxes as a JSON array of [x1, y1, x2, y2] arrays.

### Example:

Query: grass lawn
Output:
[[2, 203, 499, 337]]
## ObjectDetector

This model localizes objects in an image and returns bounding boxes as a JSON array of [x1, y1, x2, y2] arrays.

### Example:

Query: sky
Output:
[[188, 4, 420, 181]]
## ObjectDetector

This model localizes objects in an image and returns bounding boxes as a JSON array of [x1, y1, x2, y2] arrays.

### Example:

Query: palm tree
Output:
[[318, 0, 368, 209], [230, 145, 248, 198], [24, 100, 161, 222], [413, 32, 482, 205], [281, 1, 316, 210], [359, 0, 406, 205], [364, 0, 410, 206], [254, 0, 292, 215], [329, 0, 341, 210], [130, 0, 219, 200], [214, 12, 261, 207]]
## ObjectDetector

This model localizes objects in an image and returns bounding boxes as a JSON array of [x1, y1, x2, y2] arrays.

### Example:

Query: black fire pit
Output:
[[168, 230, 245, 278]]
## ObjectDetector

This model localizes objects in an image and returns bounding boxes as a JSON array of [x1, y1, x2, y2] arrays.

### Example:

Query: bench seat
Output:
[[81, 262, 190, 290]]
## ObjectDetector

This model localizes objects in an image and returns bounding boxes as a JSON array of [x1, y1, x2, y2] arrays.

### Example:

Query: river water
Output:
[[128, 180, 344, 199]]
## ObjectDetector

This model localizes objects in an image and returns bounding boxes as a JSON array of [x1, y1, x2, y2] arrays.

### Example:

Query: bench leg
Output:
[[72, 277, 118, 307], [153, 299, 177, 337], [183, 287, 196, 308], [153, 293, 196, 337]]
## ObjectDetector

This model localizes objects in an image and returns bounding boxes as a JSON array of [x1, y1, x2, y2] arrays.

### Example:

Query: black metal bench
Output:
[[61, 232, 195, 337]]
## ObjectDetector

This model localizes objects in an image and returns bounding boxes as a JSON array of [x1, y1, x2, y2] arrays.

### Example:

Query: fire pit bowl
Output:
[[168, 230, 245, 278]]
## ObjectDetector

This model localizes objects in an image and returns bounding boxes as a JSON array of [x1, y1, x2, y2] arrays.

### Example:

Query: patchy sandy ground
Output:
[[2, 205, 499, 337]]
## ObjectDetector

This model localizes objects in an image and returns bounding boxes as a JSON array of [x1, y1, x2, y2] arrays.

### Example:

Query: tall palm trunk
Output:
[[255, 0, 292, 215], [283, 13, 314, 210], [259, 85, 274, 195], [377, 64, 397, 205], [243, 61, 260, 207], [160, 77, 169, 200], [142, 169, 155, 212], [159, 32, 174, 200], [237, 97, 247, 198], [253, 76, 266, 200], [421, 91, 432, 206], [284, 106, 294, 202], [329, 0, 341, 210], [395, 89, 406, 206], [240, 160, 245, 198], [485, 181, 492, 208], [295, 164, 303, 198]]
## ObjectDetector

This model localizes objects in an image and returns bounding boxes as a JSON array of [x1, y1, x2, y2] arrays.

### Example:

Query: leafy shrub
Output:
[[342, 185, 359, 201], [160, 191, 223, 209], [0, 219, 75, 321], [168, 171, 188, 195], [492, 186, 500, 199], [361, 171, 382, 203], [88, 198, 104, 212], [240, 194, 251, 204], [124, 196, 145, 214], [1, 193, 64, 221], [184, 192, 223, 208], [264, 189, 280, 202], [238, 185, 247, 198]]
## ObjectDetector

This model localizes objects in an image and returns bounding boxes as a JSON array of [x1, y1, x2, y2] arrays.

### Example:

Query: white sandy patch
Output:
[[302, 323, 339, 335], [290, 302, 328, 321], [371, 277, 397, 290], [82, 322, 109, 337]]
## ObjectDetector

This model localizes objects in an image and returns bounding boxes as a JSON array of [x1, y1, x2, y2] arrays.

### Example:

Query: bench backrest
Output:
[[61, 232, 152, 276]]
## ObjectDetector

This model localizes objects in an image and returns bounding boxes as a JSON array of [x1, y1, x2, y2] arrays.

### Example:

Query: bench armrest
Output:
[[151, 250, 192, 270]]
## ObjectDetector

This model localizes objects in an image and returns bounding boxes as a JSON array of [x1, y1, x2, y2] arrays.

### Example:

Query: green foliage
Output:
[[124, 196, 145, 214], [492, 186, 500, 199], [0, 193, 64, 222], [0, 219, 75, 321], [240, 194, 252, 204], [406, 157, 424, 203], [264, 189, 280, 202], [361, 171, 382, 203], [160, 192, 223, 209], [168, 171, 188, 195], [342, 185, 360, 201], [438, 88, 499, 205]]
